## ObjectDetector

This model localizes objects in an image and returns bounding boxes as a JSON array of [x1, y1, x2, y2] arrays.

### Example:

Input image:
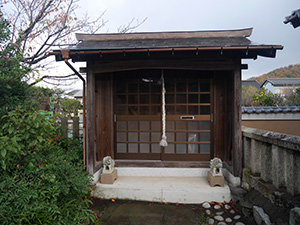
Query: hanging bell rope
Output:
[[160, 70, 168, 147]]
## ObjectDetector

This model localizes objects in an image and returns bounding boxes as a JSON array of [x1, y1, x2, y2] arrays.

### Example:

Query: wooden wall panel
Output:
[[213, 71, 234, 167], [95, 73, 114, 161], [213, 73, 226, 159]]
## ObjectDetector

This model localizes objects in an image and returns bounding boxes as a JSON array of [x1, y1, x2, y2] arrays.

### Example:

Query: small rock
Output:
[[216, 211, 224, 216], [235, 222, 245, 225], [205, 209, 211, 216], [208, 218, 214, 224], [230, 209, 235, 214], [253, 206, 271, 225], [234, 215, 241, 220], [225, 217, 232, 222], [290, 207, 300, 225], [214, 205, 221, 210], [203, 202, 211, 209], [224, 204, 230, 210], [214, 215, 224, 221], [217, 222, 226, 225]]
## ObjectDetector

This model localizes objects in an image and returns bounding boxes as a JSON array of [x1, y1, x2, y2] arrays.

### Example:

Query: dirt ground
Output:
[[89, 198, 251, 225]]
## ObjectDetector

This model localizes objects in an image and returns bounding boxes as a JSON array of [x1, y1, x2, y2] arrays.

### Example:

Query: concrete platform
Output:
[[92, 167, 232, 204]]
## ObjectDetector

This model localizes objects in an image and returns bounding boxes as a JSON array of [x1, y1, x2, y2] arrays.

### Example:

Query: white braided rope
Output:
[[160, 71, 168, 147]]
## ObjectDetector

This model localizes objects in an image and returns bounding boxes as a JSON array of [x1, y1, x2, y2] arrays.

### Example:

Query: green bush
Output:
[[252, 87, 276, 106], [0, 105, 95, 224]]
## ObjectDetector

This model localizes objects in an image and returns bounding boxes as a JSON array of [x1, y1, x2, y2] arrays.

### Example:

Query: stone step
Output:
[[92, 168, 232, 204], [116, 167, 210, 177]]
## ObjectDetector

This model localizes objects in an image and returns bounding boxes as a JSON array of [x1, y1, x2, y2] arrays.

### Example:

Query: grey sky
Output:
[[78, 0, 300, 80]]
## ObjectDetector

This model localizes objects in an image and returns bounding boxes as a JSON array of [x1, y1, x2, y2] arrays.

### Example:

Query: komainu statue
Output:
[[210, 157, 223, 177], [102, 156, 115, 174]]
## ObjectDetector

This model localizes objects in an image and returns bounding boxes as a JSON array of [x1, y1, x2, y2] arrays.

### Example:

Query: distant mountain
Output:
[[248, 63, 300, 84]]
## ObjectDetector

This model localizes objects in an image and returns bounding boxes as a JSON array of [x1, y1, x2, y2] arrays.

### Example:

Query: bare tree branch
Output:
[[118, 17, 148, 33], [29, 73, 79, 86], [2, 0, 146, 87]]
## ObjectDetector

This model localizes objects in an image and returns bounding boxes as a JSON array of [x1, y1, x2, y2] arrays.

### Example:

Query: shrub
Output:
[[0, 105, 95, 224], [252, 87, 277, 106]]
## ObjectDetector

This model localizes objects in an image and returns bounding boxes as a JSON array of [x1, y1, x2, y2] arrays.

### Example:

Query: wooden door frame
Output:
[[86, 59, 242, 177], [113, 69, 214, 161]]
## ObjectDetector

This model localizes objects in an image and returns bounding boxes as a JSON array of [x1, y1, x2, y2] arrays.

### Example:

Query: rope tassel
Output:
[[160, 70, 168, 147]]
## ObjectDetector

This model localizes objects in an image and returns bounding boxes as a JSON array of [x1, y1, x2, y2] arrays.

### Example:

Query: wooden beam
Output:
[[115, 160, 210, 168], [90, 59, 235, 74]]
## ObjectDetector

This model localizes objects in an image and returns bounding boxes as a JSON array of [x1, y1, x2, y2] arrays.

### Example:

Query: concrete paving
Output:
[[92, 168, 232, 204]]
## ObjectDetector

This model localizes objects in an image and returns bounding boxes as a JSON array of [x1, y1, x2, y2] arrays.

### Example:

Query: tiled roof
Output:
[[52, 28, 283, 62], [75, 36, 253, 50], [262, 78, 300, 87], [73, 28, 281, 52], [242, 106, 300, 114], [242, 80, 261, 89], [284, 9, 300, 28]]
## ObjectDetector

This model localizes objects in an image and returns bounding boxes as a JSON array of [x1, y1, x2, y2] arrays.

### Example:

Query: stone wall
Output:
[[240, 126, 300, 224], [242, 126, 300, 196]]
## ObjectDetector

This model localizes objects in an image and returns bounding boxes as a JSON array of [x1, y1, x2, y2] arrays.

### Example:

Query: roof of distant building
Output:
[[74, 90, 83, 98], [284, 9, 300, 28], [261, 78, 300, 87], [66, 89, 81, 96], [242, 80, 261, 89], [242, 106, 300, 114]]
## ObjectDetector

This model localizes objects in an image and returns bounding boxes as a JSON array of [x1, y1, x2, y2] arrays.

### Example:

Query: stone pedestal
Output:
[[101, 169, 118, 184], [208, 172, 224, 187]]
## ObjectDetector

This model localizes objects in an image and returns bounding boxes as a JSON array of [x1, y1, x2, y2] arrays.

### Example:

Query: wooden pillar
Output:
[[86, 63, 97, 174], [232, 59, 242, 177]]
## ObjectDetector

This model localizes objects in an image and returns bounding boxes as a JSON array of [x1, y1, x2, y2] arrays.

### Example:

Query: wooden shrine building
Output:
[[53, 28, 282, 178]]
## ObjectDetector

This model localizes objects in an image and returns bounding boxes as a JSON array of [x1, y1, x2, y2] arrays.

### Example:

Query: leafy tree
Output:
[[4, 0, 104, 66], [61, 98, 81, 117], [0, 7, 31, 119], [29, 86, 65, 113], [282, 87, 300, 106]]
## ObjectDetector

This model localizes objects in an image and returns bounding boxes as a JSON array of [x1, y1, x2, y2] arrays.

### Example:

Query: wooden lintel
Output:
[[115, 160, 210, 168], [90, 59, 235, 74]]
